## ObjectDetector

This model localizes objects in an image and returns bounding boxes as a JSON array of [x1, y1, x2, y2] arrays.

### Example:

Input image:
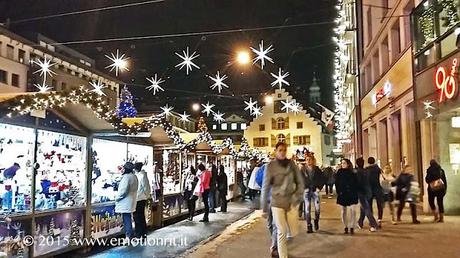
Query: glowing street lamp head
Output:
[[192, 103, 200, 111], [236, 51, 251, 65], [264, 95, 274, 104]]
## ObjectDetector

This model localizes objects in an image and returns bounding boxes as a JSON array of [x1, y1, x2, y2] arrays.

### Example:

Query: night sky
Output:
[[0, 0, 337, 117]]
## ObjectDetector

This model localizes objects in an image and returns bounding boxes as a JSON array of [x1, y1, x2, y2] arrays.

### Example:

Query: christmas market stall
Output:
[[213, 138, 238, 201]]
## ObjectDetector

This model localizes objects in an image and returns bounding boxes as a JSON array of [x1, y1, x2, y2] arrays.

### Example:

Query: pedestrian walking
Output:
[[324, 166, 335, 197], [393, 165, 420, 224], [217, 165, 228, 212], [115, 162, 139, 239], [301, 155, 324, 233], [366, 157, 385, 227], [356, 158, 378, 232], [261, 142, 305, 258], [133, 162, 152, 238], [380, 164, 396, 224], [425, 160, 447, 223], [236, 168, 247, 200], [336, 159, 359, 235], [184, 166, 198, 221], [196, 163, 212, 222], [208, 162, 218, 213]]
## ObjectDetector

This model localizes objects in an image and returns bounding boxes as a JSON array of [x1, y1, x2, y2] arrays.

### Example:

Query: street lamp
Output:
[[264, 95, 274, 104], [192, 103, 200, 111], [236, 51, 251, 65]]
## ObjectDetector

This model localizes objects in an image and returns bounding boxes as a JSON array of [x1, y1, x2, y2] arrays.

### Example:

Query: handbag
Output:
[[429, 178, 445, 191]]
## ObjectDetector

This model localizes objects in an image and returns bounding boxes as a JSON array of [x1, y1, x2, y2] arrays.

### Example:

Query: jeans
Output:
[[304, 190, 320, 227], [202, 189, 210, 221], [267, 204, 278, 250], [121, 213, 134, 239], [357, 194, 378, 228], [218, 191, 227, 212], [370, 190, 384, 220], [133, 200, 147, 237], [208, 188, 216, 211], [428, 190, 445, 213], [397, 193, 418, 222], [271, 205, 299, 258], [341, 204, 358, 229]]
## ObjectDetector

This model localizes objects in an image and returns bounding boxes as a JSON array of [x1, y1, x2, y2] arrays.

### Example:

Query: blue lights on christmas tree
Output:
[[117, 86, 137, 118]]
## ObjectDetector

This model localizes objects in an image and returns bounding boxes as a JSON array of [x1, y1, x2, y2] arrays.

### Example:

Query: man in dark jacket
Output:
[[209, 163, 218, 213], [366, 157, 384, 227], [302, 155, 324, 233], [356, 158, 378, 231], [217, 165, 228, 212]]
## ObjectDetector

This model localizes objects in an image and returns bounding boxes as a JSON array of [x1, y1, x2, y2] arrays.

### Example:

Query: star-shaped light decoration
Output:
[[160, 104, 174, 117], [270, 68, 290, 89], [89, 80, 107, 96], [213, 111, 225, 124], [201, 102, 215, 117], [175, 47, 200, 75], [105, 49, 129, 76], [423, 100, 436, 119], [179, 111, 191, 122], [33, 56, 56, 78], [145, 74, 165, 95], [244, 97, 257, 112], [251, 106, 262, 118], [209, 71, 229, 93], [250, 40, 274, 69], [34, 83, 52, 93], [281, 99, 293, 112], [291, 101, 302, 114]]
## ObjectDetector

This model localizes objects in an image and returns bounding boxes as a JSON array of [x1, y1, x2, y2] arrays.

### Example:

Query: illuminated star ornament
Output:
[[201, 102, 215, 116], [33, 56, 56, 78], [209, 71, 229, 93], [160, 104, 174, 117], [271, 68, 290, 89], [281, 99, 293, 112], [244, 97, 257, 112], [213, 111, 225, 124], [291, 101, 302, 114], [34, 83, 52, 93], [105, 49, 129, 76], [423, 100, 436, 118], [251, 106, 262, 118], [89, 80, 107, 96], [146, 74, 165, 95], [179, 111, 191, 122], [250, 40, 274, 69], [175, 47, 200, 75]]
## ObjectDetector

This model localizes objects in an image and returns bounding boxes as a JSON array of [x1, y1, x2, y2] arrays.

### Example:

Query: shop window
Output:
[[11, 73, 19, 87], [293, 135, 311, 145], [297, 122, 303, 129], [259, 124, 265, 131], [18, 49, 26, 64], [253, 137, 269, 147], [6, 45, 14, 60], [0, 69, 7, 84]]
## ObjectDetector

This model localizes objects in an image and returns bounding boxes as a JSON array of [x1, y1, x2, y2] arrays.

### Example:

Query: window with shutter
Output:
[[285, 133, 290, 146], [285, 117, 289, 129], [272, 118, 276, 129], [293, 136, 299, 145], [271, 134, 277, 147]]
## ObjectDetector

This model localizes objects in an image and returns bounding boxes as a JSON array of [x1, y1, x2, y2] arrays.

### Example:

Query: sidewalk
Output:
[[186, 196, 460, 258], [65, 200, 254, 258]]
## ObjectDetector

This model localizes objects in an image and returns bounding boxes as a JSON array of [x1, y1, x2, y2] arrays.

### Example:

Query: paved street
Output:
[[186, 196, 460, 258]]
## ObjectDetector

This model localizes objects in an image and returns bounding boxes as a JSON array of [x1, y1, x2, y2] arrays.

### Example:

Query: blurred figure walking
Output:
[[425, 160, 447, 223]]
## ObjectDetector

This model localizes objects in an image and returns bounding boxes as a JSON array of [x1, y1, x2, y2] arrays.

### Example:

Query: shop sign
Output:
[[372, 80, 392, 105], [435, 58, 458, 103]]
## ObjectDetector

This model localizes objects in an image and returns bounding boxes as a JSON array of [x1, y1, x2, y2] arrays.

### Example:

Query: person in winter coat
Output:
[[336, 159, 359, 235], [366, 157, 384, 227], [381, 165, 396, 224], [301, 155, 324, 233], [324, 166, 335, 197], [217, 165, 228, 212], [184, 166, 198, 221], [356, 158, 378, 232], [425, 160, 447, 223], [208, 163, 218, 213], [392, 165, 420, 224], [198, 163, 212, 222], [261, 142, 305, 258], [115, 162, 139, 239], [133, 162, 152, 238]]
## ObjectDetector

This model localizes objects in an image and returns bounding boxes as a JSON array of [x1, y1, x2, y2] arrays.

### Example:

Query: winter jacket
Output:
[[335, 168, 359, 206], [217, 172, 228, 195], [115, 172, 139, 213], [255, 164, 267, 188], [392, 173, 414, 200], [261, 159, 305, 212], [324, 167, 335, 184], [425, 165, 447, 192], [135, 169, 151, 201], [210, 165, 218, 191], [366, 164, 383, 194], [199, 170, 212, 193], [301, 165, 324, 191], [356, 167, 372, 199]]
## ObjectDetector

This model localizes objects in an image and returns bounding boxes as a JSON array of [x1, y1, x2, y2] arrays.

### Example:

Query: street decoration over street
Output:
[[250, 40, 274, 70], [175, 47, 200, 75], [270, 68, 290, 89], [89, 80, 107, 96], [208, 71, 229, 93], [32, 56, 56, 93], [105, 49, 129, 77], [145, 74, 166, 95]]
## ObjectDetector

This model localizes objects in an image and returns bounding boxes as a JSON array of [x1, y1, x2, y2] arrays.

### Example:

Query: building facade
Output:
[[0, 26, 120, 106], [358, 0, 417, 177], [210, 113, 248, 144], [411, 0, 460, 214], [244, 88, 335, 166]]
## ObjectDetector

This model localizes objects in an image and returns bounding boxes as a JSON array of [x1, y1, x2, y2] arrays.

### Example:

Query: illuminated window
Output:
[[231, 123, 238, 130], [212, 124, 217, 130], [241, 123, 247, 130], [221, 123, 228, 130]]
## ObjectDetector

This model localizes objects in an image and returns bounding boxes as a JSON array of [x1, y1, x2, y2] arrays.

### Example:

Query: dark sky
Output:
[[0, 0, 337, 117]]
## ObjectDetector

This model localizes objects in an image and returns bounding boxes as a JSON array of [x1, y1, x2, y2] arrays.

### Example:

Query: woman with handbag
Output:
[[425, 160, 447, 222], [392, 165, 420, 224], [336, 159, 359, 235]]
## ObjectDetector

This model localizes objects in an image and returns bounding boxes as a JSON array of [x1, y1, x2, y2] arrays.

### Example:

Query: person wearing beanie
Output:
[[115, 162, 139, 239]]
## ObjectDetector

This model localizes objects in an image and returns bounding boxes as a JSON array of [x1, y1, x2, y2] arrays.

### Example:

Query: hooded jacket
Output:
[[115, 172, 139, 213]]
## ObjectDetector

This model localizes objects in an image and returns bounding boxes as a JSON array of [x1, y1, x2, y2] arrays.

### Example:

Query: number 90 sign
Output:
[[435, 58, 458, 102]]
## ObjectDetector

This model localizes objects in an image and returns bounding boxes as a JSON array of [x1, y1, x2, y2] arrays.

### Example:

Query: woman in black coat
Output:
[[425, 160, 447, 222], [217, 165, 228, 212], [335, 159, 359, 235]]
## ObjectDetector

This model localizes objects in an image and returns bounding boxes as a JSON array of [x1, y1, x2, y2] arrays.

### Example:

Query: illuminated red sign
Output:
[[435, 58, 458, 102], [372, 80, 392, 105]]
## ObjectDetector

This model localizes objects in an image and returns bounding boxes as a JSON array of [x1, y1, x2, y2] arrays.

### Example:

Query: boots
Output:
[[410, 204, 420, 224], [314, 219, 319, 231], [432, 210, 439, 222], [307, 224, 313, 233], [438, 213, 444, 223]]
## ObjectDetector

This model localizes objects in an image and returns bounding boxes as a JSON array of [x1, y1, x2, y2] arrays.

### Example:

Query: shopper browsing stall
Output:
[[133, 162, 151, 239], [217, 165, 228, 213], [115, 162, 139, 239], [195, 164, 211, 222]]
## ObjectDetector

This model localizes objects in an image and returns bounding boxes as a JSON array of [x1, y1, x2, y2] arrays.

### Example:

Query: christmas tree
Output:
[[69, 219, 80, 246], [116, 86, 138, 118]]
